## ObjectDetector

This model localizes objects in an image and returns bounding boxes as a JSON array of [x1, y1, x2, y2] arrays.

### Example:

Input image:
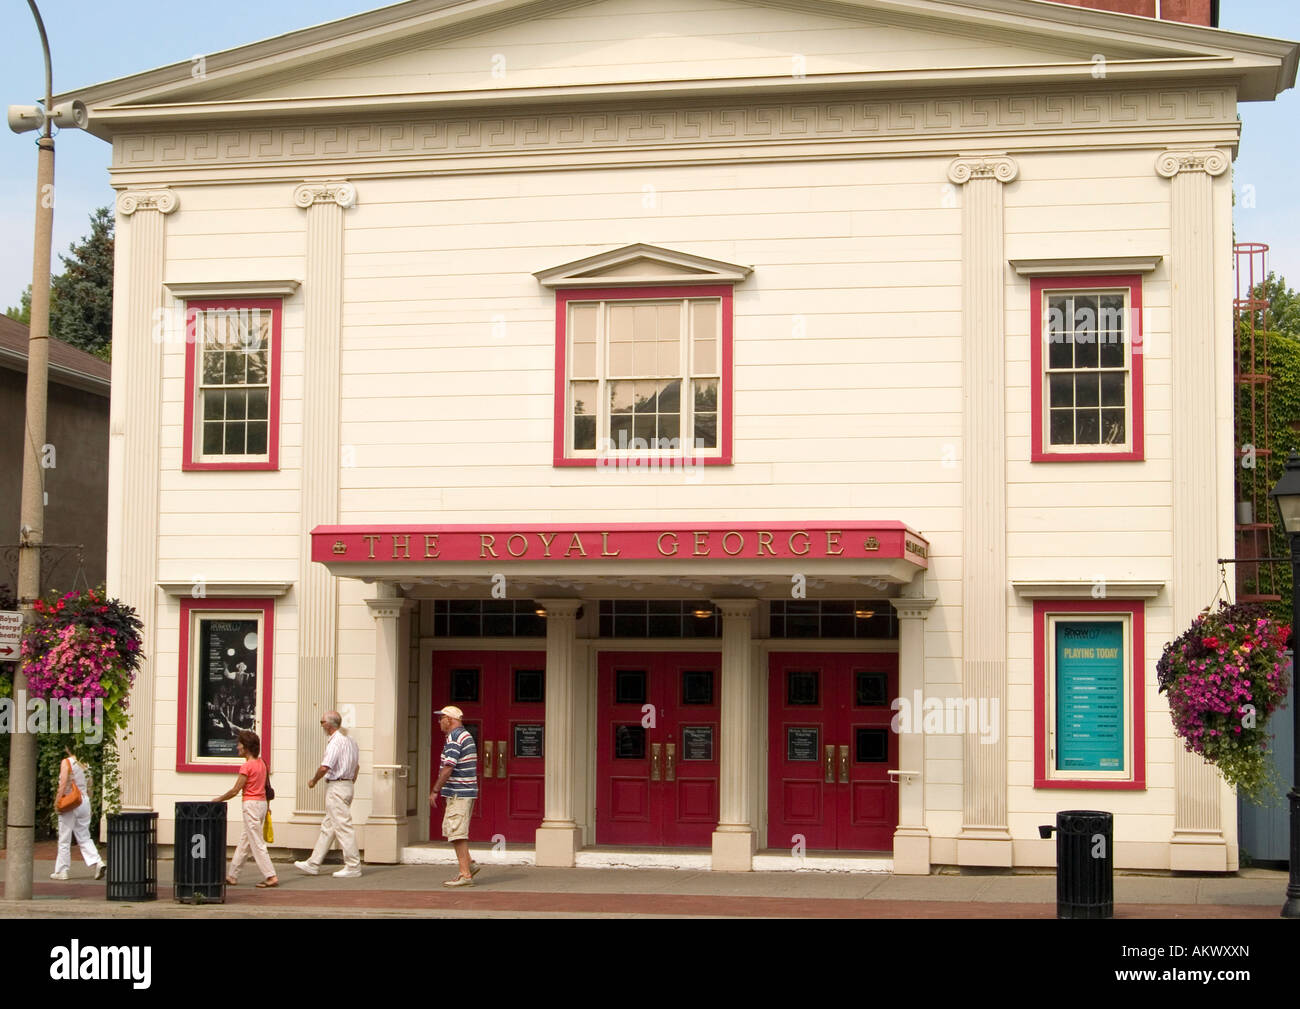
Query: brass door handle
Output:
[[665, 743, 676, 782], [497, 741, 507, 778], [838, 745, 849, 784], [482, 740, 494, 778], [824, 745, 835, 784], [651, 742, 662, 781]]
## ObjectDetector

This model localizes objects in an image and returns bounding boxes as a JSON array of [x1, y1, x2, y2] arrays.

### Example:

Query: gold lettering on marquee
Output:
[[601, 532, 621, 557], [565, 532, 588, 557], [658, 531, 679, 556], [693, 531, 710, 557], [538, 531, 557, 558], [507, 534, 528, 558], [363, 534, 380, 560], [789, 530, 810, 556], [826, 530, 843, 556], [756, 531, 775, 556], [722, 531, 744, 556], [424, 534, 440, 559], [392, 534, 410, 560], [905, 539, 928, 559], [481, 534, 498, 559]]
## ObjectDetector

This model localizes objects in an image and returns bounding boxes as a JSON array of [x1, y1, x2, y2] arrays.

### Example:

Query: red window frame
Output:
[[552, 284, 734, 466], [1033, 598, 1146, 790], [1030, 274, 1144, 462], [176, 596, 275, 774], [183, 298, 282, 471]]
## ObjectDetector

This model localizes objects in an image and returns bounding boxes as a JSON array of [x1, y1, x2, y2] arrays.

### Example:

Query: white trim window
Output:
[[196, 307, 272, 460], [1045, 289, 1131, 450], [567, 295, 721, 458]]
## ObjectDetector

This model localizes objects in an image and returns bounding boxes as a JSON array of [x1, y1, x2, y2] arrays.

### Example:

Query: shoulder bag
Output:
[[56, 759, 82, 813]]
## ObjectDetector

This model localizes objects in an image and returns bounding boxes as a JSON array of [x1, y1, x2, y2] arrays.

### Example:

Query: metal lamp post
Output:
[[3, 0, 87, 902], [1268, 450, 1300, 919]]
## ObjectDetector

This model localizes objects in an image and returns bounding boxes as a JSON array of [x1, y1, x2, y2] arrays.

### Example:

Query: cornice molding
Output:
[[365, 596, 414, 620], [536, 242, 752, 288], [893, 597, 938, 619], [110, 86, 1234, 173], [1155, 148, 1229, 178], [1010, 256, 1162, 276], [164, 279, 302, 298], [117, 189, 178, 215], [158, 580, 293, 597], [1011, 580, 1164, 600], [947, 154, 1018, 185], [293, 180, 358, 209]]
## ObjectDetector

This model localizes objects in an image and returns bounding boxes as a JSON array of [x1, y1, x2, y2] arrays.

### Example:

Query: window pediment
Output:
[[535, 244, 752, 289]]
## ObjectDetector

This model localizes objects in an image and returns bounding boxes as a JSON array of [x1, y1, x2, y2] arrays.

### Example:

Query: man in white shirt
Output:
[[294, 710, 362, 878]]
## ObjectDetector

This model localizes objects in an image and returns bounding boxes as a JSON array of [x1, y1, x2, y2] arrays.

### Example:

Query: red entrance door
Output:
[[430, 650, 546, 843], [596, 652, 722, 846], [768, 652, 898, 851]]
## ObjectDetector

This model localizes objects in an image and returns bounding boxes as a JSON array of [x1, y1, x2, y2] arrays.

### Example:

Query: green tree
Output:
[[2, 207, 115, 360], [4, 285, 31, 325], [49, 206, 115, 360]]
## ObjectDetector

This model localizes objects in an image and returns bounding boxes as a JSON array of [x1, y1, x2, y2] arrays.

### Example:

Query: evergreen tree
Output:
[[4, 285, 31, 326], [49, 206, 114, 360]]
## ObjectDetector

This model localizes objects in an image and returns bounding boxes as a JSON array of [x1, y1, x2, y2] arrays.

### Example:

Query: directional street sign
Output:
[[0, 610, 22, 660]]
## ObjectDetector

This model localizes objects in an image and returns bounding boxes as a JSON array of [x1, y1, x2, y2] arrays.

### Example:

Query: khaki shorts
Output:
[[442, 796, 475, 841]]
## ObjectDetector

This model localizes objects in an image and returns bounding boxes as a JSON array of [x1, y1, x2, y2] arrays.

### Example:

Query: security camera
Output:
[[7, 105, 44, 133], [48, 100, 87, 130]]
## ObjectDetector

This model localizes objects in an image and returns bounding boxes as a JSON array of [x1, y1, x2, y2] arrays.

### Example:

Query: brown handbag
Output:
[[56, 762, 82, 813]]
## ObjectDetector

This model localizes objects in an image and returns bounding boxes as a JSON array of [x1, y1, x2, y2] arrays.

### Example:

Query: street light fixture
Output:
[[1267, 450, 1300, 918], [3, 0, 88, 904]]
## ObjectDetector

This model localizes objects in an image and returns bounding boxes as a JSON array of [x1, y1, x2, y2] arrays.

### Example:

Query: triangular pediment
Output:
[[63, 0, 1297, 134], [535, 243, 753, 287]]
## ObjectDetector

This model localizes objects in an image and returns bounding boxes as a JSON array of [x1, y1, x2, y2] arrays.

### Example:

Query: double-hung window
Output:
[[557, 285, 732, 464], [183, 298, 282, 471], [1030, 274, 1144, 462]]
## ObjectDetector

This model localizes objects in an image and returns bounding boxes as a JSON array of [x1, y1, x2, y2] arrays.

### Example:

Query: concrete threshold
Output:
[[401, 842, 892, 872]]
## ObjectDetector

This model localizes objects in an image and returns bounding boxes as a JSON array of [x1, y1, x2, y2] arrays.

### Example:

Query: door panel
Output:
[[430, 650, 545, 844], [597, 652, 721, 846], [768, 652, 899, 852]]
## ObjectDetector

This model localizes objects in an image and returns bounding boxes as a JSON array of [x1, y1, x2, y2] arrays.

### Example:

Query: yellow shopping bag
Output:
[[263, 810, 275, 844]]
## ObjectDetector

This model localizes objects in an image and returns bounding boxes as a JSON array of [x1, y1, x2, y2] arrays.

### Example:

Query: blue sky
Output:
[[1, 0, 1298, 310]]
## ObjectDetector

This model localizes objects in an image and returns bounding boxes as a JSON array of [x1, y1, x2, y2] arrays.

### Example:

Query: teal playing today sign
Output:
[[1055, 620, 1124, 772]]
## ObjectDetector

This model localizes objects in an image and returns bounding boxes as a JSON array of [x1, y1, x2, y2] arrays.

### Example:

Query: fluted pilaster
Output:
[[111, 188, 178, 810], [1158, 149, 1231, 869], [712, 599, 759, 870], [365, 590, 413, 862], [293, 180, 353, 815], [535, 599, 583, 866], [948, 156, 1016, 864], [893, 595, 937, 874]]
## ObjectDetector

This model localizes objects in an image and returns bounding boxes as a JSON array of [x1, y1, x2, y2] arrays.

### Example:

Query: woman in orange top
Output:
[[214, 729, 278, 887]]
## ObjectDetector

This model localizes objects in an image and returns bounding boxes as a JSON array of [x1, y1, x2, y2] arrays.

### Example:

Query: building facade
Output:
[[69, 0, 1297, 871]]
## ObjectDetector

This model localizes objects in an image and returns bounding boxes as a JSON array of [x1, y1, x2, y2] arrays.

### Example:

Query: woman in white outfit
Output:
[[51, 746, 105, 880]]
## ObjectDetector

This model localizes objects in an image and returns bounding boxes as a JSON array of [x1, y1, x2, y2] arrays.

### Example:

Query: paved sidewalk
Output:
[[0, 856, 1289, 918]]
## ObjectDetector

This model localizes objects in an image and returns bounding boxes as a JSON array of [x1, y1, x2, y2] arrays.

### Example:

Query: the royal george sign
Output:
[[311, 522, 928, 567]]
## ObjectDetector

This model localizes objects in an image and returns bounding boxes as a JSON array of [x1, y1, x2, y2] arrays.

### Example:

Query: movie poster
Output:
[[198, 618, 260, 758]]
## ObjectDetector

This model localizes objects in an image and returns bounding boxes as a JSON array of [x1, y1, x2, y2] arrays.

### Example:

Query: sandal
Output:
[[256, 878, 279, 888], [225, 876, 238, 886]]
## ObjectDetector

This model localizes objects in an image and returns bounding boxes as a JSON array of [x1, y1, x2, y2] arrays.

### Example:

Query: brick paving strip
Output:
[[0, 882, 1277, 919]]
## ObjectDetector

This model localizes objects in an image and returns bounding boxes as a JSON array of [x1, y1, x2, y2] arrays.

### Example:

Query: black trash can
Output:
[[174, 802, 228, 904], [106, 811, 158, 902], [1040, 809, 1113, 919]]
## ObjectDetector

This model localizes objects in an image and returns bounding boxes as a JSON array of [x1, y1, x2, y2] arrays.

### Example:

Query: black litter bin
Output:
[[174, 802, 228, 904], [106, 811, 158, 902], [1040, 809, 1113, 919]]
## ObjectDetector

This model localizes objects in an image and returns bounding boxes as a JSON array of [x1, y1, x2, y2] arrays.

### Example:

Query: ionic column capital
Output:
[[946, 155, 1019, 185], [1155, 149, 1229, 179], [536, 598, 582, 619], [294, 180, 358, 209], [117, 189, 179, 215]]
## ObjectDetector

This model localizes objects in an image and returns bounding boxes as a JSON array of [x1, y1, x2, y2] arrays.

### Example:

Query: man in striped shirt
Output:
[[294, 710, 362, 879], [430, 705, 480, 887]]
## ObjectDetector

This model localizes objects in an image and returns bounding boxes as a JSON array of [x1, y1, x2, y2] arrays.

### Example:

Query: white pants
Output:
[[55, 799, 101, 873], [307, 780, 360, 869], [227, 799, 275, 880]]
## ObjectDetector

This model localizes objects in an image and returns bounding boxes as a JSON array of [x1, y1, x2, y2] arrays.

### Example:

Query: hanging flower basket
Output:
[[20, 588, 143, 747], [1156, 602, 1292, 801]]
